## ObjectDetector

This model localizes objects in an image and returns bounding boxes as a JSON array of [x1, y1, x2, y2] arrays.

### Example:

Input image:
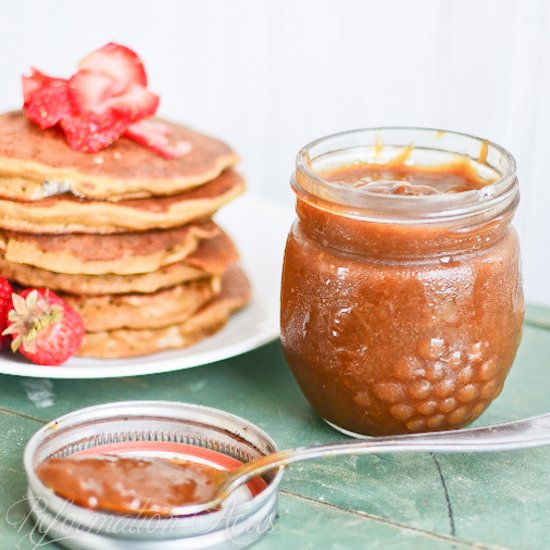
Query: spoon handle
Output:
[[225, 413, 550, 491]]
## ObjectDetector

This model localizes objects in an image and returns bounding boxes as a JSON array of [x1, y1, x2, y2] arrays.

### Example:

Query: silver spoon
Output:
[[171, 412, 550, 516]]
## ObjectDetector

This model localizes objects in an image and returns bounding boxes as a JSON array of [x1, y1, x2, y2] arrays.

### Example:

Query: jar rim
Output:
[[293, 127, 518, 223]]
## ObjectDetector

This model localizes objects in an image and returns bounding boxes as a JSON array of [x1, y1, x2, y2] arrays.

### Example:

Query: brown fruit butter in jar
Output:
[[280, 128, 524, 437]]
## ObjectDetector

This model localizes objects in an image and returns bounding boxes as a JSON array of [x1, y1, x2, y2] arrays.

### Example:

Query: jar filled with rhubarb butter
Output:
[[281, 128, 524, 437]]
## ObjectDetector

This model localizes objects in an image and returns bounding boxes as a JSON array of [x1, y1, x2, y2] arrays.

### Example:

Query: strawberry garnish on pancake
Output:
[[21, 43, 187, 158], [78, 42, 148, 90], [22, 69, 71, 129], [60, 111, 129, 154], [125, 119, 192, 159]]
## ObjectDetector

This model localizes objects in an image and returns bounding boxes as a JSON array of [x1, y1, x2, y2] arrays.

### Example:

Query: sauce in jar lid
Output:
[[24, 401, 283, 548], [37, 455, 225, 516]]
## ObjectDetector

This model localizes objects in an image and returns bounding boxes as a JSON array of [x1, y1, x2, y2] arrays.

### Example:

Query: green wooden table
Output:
[[0, 304, 549, 549]]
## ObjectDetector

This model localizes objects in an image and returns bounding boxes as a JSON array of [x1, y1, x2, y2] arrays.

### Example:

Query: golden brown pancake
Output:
[[0, 169, 245, 234], [64, 277, 221, 333], [0, 221, 220, 275], [77, 265, 251, 358], [0, 231, 239, 295], [0, 111, 239, 201]]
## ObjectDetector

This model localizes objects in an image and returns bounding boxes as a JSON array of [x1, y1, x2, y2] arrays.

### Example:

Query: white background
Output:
[[1, 0, 549, 305]]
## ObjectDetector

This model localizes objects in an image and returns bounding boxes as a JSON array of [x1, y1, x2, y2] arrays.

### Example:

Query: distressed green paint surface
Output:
[[0, 307, 548, 549]]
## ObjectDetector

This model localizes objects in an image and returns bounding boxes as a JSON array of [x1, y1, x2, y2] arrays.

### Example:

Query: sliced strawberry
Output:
[[22, 43, 163, 155], [3, 288, 84, 366], [22, 69, 71, 129], [24, 82, 71, 129], [78, 42, 148, 94], [69, 69, 158, 123], [61, 111, 127, 153], [125, 120, 191, 159], [22, 68, 50, 102], [22, 68, 68, 101], [68, 70, 116, 114], [105, 84, 159, 122], [128, 118, 171, 137]]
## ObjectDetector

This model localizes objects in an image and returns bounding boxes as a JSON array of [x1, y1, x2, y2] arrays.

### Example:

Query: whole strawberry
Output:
[[3, 288, 84, 365], [0, 277, 14, 349]]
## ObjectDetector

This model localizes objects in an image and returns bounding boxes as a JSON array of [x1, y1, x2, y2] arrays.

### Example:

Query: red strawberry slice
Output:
[[61, 111, 127, 153], [22, 68, 67, 102], [22, 68, 50, 101], [78, 42, 148, 93], [68, 70, 116, 114], [125, 120, 191, 159], [22, 43, 166, 156], [69, 69, 158, 122], [22, 69, 71, 129], [127, 118, 170, 138], [3, 288, 84, 366], [105, 84, 159, 122]]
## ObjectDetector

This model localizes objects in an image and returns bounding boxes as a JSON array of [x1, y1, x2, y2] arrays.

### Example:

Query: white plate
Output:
[[0, 195, 295, 379]]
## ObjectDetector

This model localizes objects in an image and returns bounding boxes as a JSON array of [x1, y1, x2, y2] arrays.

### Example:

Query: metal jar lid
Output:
[[23, 400, 284, 549]]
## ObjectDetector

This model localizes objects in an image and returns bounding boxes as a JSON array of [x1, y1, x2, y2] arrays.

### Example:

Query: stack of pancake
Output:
[[0, 111, 250, 359]]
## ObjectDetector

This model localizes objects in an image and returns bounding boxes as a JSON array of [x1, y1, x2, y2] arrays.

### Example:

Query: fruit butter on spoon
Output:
[[37, 412, 550, 517]]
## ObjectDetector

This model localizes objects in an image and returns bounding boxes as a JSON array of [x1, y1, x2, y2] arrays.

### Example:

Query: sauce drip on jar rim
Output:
[[319, 157, 496, 195], [36, 455, 226, 516]]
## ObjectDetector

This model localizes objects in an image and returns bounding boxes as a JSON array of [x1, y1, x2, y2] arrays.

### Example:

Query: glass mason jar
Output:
[[280, 128, 524, 437]]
